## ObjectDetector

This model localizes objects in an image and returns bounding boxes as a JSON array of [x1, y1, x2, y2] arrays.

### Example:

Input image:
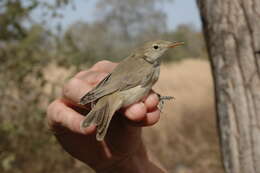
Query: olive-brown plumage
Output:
[[80, 40, 183, 141]]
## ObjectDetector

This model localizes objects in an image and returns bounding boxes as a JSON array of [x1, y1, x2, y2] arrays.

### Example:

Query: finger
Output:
[[75, 70, 109, 85], [141, 109, 161, 126], [47, 99, 96, 135], [63, 70, 111, 105], [124, 109, 161, 127], [123, 102, 147, 122], [91, 60, 117, 73], [143, 93, 159, 111], [63, 60, 117, 106], [63, 77, 93, 104], [123, 91, 159, 121]]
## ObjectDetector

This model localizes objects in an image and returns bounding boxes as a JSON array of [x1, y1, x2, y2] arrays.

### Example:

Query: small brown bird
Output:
[[79, 40, 184, 141]]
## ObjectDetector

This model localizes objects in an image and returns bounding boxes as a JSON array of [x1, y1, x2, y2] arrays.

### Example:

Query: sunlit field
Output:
[[143, 59, 224, 173]]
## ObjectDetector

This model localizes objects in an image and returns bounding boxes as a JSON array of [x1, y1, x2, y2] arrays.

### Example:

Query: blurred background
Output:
[[0, 0, 224, 172]]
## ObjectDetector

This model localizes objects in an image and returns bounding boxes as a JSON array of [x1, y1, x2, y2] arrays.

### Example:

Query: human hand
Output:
[[46, 60, 164, 172]]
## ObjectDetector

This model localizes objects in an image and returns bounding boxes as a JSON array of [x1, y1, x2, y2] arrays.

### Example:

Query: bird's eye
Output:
[[153, 45, 159, 49]]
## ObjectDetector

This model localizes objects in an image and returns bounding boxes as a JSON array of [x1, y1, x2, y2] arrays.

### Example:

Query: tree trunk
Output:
[[196, 0, 260, 173]]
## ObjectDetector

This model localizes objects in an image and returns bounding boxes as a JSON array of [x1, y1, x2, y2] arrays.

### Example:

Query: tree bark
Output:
[[196, 0, 260, 173]]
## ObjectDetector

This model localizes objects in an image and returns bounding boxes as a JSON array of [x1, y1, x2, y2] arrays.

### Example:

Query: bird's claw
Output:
[[156, 94, 174, 112]]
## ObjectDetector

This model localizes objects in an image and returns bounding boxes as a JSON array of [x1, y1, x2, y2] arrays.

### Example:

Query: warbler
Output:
[[79, 40, 184, 141]]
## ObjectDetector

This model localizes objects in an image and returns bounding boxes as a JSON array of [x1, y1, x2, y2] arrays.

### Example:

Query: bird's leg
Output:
[[90, 102, 95, 109], [156, 93, 174, 112]]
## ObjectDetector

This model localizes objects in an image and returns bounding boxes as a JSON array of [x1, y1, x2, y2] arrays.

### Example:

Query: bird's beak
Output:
[[168, 41, 184, 48]]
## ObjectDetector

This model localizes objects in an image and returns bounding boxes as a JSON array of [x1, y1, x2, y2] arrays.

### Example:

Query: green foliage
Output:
[[0, 0, 37, 40], [0, 1, 87, 173], [0, 0, 72, 41]]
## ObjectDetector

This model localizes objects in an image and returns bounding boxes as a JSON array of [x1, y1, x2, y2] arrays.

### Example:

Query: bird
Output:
[[79, 40, 184, 141]]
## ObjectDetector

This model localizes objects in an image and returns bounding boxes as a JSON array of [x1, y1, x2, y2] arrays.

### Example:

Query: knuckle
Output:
[[47, 100, 57, 117], [85, 71, 100, 84], [75, 70, 99, 84], [74, 70, 90, 78], [62, 78, 77, 98], [54, 107, 64, 124], [91, 60, 118, 73], [92, 60, 112, 69], [97, 60, 111, 66], [46, 100, 61, 124]]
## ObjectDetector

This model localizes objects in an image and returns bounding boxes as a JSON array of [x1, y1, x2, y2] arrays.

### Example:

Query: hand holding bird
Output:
[[47, 60, 165, 172]]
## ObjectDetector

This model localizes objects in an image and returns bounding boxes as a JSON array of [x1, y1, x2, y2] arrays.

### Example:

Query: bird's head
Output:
[[139, 40, 184, 63]]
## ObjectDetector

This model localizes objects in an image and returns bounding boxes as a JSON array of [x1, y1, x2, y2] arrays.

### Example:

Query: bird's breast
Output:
[[151, 66, 160, 85], [120, 66, 160, 107], [120, 85, 151, 107]]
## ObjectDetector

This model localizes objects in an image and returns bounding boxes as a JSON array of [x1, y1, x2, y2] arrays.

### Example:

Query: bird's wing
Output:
[[119, 67, 156, 90], [80, 57, 154, 105], [79, 73, 113, 104]]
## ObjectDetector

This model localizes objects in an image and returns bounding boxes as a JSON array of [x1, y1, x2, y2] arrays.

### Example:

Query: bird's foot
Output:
[[156, 94, 174, 112], [90, 102, 95, 109]]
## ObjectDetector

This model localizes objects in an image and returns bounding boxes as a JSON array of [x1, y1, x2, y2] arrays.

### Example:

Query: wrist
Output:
[[97, 142, 166, 173]]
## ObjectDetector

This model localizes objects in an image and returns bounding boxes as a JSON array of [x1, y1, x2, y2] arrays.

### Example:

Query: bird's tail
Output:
[[80, 95, 122, 141]]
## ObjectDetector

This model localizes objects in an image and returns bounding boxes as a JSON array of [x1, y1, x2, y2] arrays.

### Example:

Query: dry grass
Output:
[[143, 59, 224, 173]]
